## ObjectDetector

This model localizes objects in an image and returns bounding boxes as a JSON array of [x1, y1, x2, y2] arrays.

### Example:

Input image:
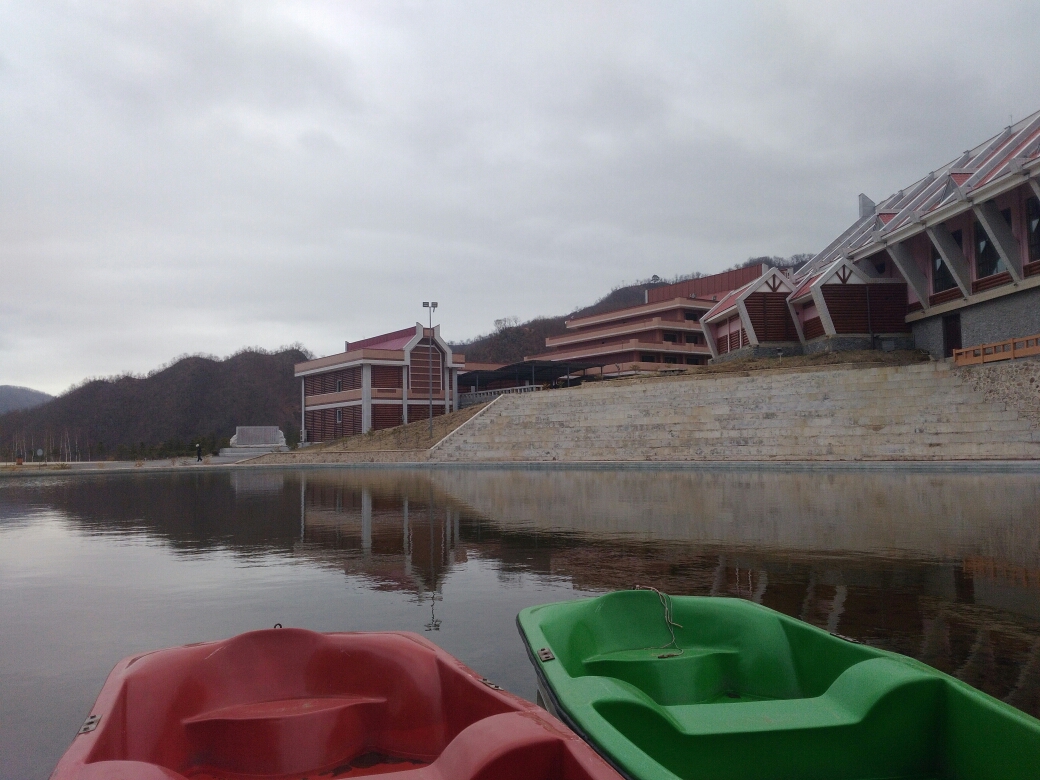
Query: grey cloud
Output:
[[3, 1, 1040, 393]]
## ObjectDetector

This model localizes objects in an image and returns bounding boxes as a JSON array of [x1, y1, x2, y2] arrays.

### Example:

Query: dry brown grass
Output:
[[599, 349, 931, 388], [304, 403, 490, 453]]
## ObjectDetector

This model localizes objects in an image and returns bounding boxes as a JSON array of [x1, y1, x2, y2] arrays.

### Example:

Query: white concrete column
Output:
[[361, 364, 372, 433], [810, 285, 837, 336], [886, 240, 930, 310], [361, 488, 372, 557], [973, 200, 1023, 281], [926, 224, 972, 297], [401, 365, 409, 424], [299, 473, 306, 540], [443, 362, 450, 415]]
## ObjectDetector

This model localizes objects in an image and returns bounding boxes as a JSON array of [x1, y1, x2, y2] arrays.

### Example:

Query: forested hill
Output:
[[0, 348, 308, 461], [0, 385, 53, 414]]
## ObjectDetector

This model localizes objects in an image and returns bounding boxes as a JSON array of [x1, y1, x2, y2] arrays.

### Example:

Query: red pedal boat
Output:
[[51, 628, 623, 780]]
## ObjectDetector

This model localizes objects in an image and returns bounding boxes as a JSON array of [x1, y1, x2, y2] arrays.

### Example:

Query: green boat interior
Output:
[[520, 591, 1040, 780]]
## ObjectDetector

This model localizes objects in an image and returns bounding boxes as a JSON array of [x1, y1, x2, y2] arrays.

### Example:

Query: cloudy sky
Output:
[[3, 1, 1040, 394]]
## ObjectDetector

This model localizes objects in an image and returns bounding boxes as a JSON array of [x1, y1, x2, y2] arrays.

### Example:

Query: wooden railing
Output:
[[953, 333, 1040, 366]]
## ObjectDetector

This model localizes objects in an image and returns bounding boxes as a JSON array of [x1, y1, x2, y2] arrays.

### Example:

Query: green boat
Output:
[[517, 590, 1040, 780]]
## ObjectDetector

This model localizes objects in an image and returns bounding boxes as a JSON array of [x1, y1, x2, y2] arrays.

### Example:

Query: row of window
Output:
[[931, 197, 1040, 294], [639, 353, 705, 365], [661, 331, 704, 345]]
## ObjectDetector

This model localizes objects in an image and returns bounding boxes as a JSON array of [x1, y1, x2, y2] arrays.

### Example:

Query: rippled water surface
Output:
[[2, 466, 1039, 779]]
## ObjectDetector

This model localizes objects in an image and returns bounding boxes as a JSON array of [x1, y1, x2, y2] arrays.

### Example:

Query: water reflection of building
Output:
[[28, 469, 1036, 717], [296, 474, 466, 597]]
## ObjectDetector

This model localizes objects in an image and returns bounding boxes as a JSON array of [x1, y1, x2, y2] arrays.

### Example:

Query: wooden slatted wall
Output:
[[822, 285, 870, 333], [304, 366, 362, 396], [409, 341, 443, 394], [372, 404, 403, 431], [867, 283, 910, 333], [408, 403, 445, 423], [372, 366, 403, 389], [305, 406, 362, 442], [803, 317, 825, 340]]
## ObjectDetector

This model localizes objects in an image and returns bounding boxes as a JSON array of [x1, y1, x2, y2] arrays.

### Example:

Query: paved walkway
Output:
[[0, 453, 258, 477]]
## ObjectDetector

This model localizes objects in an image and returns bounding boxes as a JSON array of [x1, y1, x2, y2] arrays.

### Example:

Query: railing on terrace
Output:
[[458, 385, 543, 408], [953, 333, 1040, 366]]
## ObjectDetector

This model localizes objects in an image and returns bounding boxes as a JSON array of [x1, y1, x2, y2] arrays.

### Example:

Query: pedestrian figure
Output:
[[196, 443, 202, 463]]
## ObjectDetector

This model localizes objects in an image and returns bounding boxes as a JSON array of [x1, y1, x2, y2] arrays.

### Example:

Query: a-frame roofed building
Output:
[[787, 257, 912, 352], [701, 267, 800, 360], [788, 108, 1040, 358]]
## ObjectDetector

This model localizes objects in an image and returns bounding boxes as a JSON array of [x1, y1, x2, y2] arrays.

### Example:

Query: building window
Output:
[[974, 211, 1009, 279], [684, 310, 699, 321], [336, 409, 342, 424], [1028, 197, 1040, 263], [640, 354, 657, 363], [662, 332, 679, 343], [931, 243, 957, 293], [336, 379, 342, 392]]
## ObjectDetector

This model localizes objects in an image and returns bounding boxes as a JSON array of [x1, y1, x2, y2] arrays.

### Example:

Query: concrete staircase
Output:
[[430, 361, 1040, 462]]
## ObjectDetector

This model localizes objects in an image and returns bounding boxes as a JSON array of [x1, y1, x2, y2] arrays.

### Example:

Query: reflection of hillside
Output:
[[8, 466, 1039, 718], [293, 468, 1040, 717], [428, 469, 1040, 569], [0, 472, 305, 554]]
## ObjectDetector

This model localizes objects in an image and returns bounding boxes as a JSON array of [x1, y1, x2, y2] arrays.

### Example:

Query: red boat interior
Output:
[[51, 629, 619, 780]]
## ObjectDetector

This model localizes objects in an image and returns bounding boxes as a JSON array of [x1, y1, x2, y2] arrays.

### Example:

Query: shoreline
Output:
[[3, 457, 1040, 478]]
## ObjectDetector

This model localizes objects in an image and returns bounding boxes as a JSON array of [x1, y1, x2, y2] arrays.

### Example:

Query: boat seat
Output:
[[181, 695, 390, 776], [664, 658, 940, 735], [70, 762, 189, 780], [593, 659, 946, 780], [583, 646, 741, 706]]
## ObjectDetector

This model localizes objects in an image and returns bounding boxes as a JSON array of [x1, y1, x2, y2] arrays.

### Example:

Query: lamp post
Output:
[[422, 301, 438, 437]]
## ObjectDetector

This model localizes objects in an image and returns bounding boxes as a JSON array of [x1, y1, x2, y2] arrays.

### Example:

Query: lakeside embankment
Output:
[[255, 356, 1040, 465], [3, 356, 1039, 476]]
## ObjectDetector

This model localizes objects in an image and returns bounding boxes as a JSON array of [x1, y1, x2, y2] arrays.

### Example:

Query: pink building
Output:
[[527, 266, 765, 375], [704, 108, 1040, 360], [294, 325, 465, 443]]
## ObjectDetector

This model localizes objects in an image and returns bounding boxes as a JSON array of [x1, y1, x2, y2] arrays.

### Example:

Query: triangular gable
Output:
[[755, 269, 796, 294], [404, 323, 462, 367], [819, 257, 871, 286], [703, 268, 795, 324]]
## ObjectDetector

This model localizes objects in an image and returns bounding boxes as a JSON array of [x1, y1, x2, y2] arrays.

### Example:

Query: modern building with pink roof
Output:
[[526, 266, 765, 375], [704, 107, 1040, 360], [294, 324, 465, 443]]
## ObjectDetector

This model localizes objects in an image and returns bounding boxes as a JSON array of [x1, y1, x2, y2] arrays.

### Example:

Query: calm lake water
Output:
[[2, 466, 1039, 779]]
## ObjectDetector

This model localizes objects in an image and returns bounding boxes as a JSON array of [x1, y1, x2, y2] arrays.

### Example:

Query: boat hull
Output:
[[52, 628, 624, 780], [517, 591, 1040, 780]]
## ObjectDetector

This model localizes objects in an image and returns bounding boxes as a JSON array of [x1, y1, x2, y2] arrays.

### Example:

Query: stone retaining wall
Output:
[[430, 359, 1040, 462]]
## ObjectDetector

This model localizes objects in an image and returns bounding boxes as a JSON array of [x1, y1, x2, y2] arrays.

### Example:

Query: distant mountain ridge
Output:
[[0, 385, 53, 414], [0, 348, 308, 461]]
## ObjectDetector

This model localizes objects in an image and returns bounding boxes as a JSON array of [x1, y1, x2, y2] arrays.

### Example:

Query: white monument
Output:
[[219, 426, 289, 457]]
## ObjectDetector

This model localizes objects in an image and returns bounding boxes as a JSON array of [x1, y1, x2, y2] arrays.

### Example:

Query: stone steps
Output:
[[430, 360, 1040, 462]]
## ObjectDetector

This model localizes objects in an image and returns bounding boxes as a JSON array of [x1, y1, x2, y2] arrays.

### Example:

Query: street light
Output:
[[422, 301, 438, 437]]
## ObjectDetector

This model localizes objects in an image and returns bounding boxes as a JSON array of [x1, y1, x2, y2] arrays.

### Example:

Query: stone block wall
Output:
[[431, 360, 1040, 462], [962, 286, 1040, 346], [912, 286, 1040, 358]]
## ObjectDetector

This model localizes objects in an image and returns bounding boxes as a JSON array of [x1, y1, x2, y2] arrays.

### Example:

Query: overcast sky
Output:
[[3, 1, 1040, 394]]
